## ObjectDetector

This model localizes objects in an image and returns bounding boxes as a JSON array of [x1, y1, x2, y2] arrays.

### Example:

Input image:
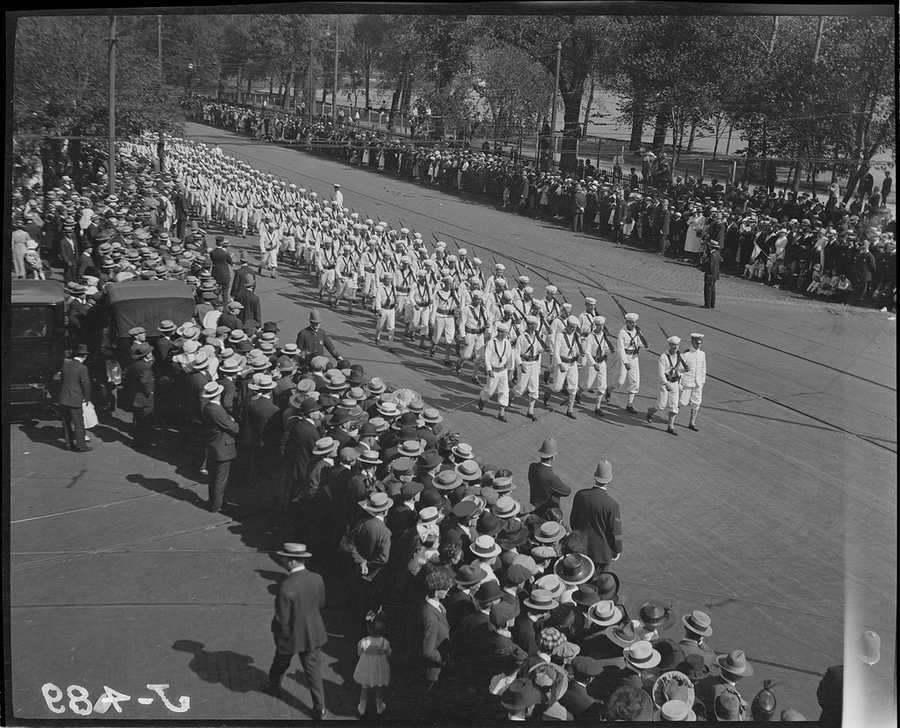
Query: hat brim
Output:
[[359, 501, 392, 514], [625, 650, 662, 671], [588, 605, 624, 627], [682, 615, 713, 637], [523, 598, 557, 612], [716, 655, 753, 676], [606, 627, 637, 649], [471, 545, 501, 559], [555, 562, 595, 586], [277, 548, 312, 559]]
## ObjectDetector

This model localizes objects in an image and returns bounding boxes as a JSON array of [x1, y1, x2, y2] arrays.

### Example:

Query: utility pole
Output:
[[332, 20, 340, 125], [813, 16, 825, 63], [157, 15, 165, 174], [549, 40, 562, 171], [307, 37, 314, 122], [108, 14, 117, 195]]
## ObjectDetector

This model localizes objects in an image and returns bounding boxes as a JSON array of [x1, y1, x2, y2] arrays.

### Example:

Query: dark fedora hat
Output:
[[554, 553, 595, 586], [572, 583, 601, 608]]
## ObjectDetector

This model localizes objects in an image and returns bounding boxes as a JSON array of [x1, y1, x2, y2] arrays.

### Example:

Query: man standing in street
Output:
[[679, 333, 707, 432], [569, 460, 622, 571], [528, 438, 569, 511], [57, 343, 92, 452], [333, 183, 344, 209], [478, 320, 513, 422], [122, 341, 157, 449], [209, 235, 233, 305], [266, 542, 328, 721], [700, 239, 723, 309], [200, 381, 240, 513], [296, 309, 341, 362]]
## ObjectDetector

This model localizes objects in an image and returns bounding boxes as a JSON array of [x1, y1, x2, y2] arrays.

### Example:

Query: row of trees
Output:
[[12, 12, 895, 196]]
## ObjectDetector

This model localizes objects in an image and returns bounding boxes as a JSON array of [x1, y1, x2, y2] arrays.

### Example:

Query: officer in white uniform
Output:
[[611, 312, 647, 412], [513, 315, 545, 421], [333, 183, 343, 208], [582, 315, 612, 415], [679, 333, 707, 431], [646, 335, 689, 435], [478, 320, 513, 422]]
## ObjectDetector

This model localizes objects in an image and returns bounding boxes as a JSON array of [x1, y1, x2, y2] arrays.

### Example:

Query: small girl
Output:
[[353, 610, 391, 716]]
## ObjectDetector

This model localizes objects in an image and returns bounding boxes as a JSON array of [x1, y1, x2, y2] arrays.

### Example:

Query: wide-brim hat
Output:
[[606, 620, 638, 648], [554, 553, 595, 586], [534, 521, 566, 544], [470, 535, 501, 559], [658, 698, 697, 722], [716, 650, 754, 677], [537, 438, 558, 457], [277, 542, 312, 559]]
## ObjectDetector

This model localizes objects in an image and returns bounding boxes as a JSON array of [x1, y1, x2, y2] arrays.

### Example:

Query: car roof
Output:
[[11, 279, 66, 304], [106, 280, 194, 304]]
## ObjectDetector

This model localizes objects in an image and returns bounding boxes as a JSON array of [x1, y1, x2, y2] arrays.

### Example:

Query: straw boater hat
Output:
[[523, 588, 559, 612], [312, 437, 337, 456], [358, 491, 392, 515], [682, 610, 713, 637], [276, 542, 312, 559], [587, 599, 624, 628], [470, 534, 501, 560], [624, 640, 662, 671], [534, 521, 566, 544]]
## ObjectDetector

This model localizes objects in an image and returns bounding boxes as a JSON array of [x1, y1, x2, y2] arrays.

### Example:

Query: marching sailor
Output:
[[647, 335, 690, 435], [679, 333, 707, 432]]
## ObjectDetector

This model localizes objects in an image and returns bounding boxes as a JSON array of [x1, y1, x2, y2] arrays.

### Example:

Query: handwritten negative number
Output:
[[41, 683, 190, 715]]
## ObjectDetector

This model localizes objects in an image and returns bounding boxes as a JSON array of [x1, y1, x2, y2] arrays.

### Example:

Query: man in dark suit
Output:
[[528, 438, 570, 510], [851, 240, 877, 306], [235, 279, 262, 327], [281, 398, 324, 505], [266, 542, 328, 720], [561, 656, 603, 718], [231, 253, 254, 300], [241, 374, 282, 495], [569, 460, 622, 570], [122, 342, 157, 449], [209, 236, 233, 305], [57, 343, 92, 452], [700, 239, 723, 309], [296, 309, 340, 362], [173, 184, 189, 240], [347, 491, 393, 626], [412, 570, 452, 691], [200, 382, 239, 513]]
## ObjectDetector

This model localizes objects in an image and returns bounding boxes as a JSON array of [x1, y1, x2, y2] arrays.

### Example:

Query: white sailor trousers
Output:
[[616, 357, 640, 394], [461, 333, 485, 361], [514, 360, 541, 399], [552, 362, 580, 393], [377, 307, 396, 332], [679, 384, 703, 409], [656, 382, 680, 414], [582, 362, 608, 394], [433, 314, 456, 344], [481, 368, 510, 406]]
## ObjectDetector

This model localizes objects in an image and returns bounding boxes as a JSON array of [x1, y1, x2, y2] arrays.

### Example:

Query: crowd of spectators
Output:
[[190, 98, 896, 312]]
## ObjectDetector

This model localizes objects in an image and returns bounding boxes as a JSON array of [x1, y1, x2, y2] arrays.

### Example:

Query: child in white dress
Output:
[[353, 610, 391, 715]]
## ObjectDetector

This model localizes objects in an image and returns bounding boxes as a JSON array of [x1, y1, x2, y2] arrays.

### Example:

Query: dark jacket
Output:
[[122, 358, 155, 413], [569, 486, 623, 565], [210, 246, 233, 285], [242, 394, 281, 450], [512, 613, 541, 655], [283, 417, 321, 483], [528, 462, 568, 508], [413, 600, 450, 682], [58, 357, 91, 408], [701, 249, 723, 280], [271, 567, 328, 655], [202, 400, 239, 461], [296, 325, 339, 360]]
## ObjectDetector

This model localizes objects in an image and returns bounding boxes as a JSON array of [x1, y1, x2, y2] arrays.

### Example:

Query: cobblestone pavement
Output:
[[7, 124, 895, 723]]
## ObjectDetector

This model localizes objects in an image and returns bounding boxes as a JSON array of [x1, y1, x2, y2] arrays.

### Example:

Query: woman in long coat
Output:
[[684, 208, 707, 257]]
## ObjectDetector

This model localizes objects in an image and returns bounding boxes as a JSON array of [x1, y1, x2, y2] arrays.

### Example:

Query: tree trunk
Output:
[[686, 118, 698, 152], [629, 95, 645, 151], [652, 104, 670, 150], [725, 122, 734, 156], [582, 75, 595, 136], [69, 136, 83, 190], [560, 85, 584, 172], [364, 54, 371, 109], [283, 68, 295, 109], [388, 64, 405, 130]]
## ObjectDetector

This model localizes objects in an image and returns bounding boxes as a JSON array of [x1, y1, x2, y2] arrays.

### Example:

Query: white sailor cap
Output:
[[690, 332, 705, 340], [413, 232, 422, 239], [566, 315, 580, 327], [496, 321, 511, 332], [517, 275, 530, 284], [473, 257, 482, 265], [457, 248, 467, 256], [502, 304, 515, 314], [545, 285, 558, 294], [584, 297, 596, 305], [333, 183, 341, 188], [667, 335, 681, 345], [494, 263, 506, 271], [593, 315, 606, 326], [625, 313, 639, 323], [562, 302, 573, 311], [400, 227, 410, 235], [416, 268, 427, 277], [524, 286, 534, 295], [436, 241, 447, 250], [365, 219, 374, 226], [526, 315, 539, 326], [447, 254, 457, 262], [471, 288, 483, 298], [350, 212, 359, 219]]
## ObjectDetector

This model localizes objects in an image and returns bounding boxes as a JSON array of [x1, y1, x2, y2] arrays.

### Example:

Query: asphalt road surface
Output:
[[7, 122, 896, 722]]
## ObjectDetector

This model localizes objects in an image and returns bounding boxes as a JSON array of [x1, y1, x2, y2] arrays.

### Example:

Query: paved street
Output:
[[8, 122, 896, 722]]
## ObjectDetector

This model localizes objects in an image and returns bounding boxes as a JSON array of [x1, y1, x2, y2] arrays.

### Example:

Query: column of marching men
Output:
[[88, 133, 884, 723], [131, 133, 710, 435]]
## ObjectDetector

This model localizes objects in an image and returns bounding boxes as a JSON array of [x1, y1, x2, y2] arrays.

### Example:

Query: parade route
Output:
[[7, 123, 896, 722]]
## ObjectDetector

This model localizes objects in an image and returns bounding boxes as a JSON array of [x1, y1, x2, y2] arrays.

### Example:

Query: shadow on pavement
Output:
[[17, 421, 75, 452], [644, 295, 701, 307], [126, 474, 206, 509]]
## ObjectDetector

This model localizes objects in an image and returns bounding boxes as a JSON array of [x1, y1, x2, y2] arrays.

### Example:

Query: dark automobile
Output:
[[106, 280, 195, 363], [8, 279, 67, 404]]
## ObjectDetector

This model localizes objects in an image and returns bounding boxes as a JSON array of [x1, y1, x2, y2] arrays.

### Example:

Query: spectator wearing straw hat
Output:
[[570, 459, 621, 570], [200, 381, 239, 513], [528, 438, 569, 510], [265, 542, 328, 720], [678, 609, 716, 669]]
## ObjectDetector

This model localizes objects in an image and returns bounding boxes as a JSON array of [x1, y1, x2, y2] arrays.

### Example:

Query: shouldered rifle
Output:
[[657, 322, 688, 372]]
